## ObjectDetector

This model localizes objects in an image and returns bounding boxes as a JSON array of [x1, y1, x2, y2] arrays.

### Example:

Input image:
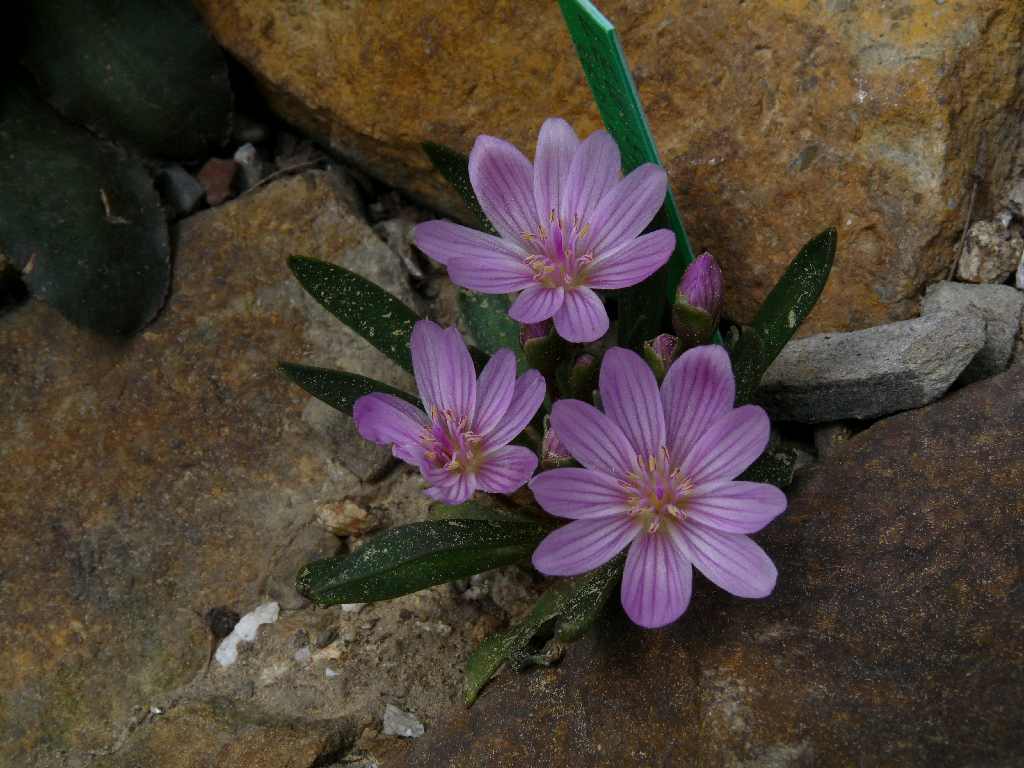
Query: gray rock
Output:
[[302, 397, 395, 482], [233, 142, 266, 190], [1017, 249, 1024, 291], [956, 220, 1023, 284], [373, 218, 424, 279], [156, 164, 204, 217], [922, 281, 1024, 383], [757, 311, 985, 422], [382, 704, 424, 738]]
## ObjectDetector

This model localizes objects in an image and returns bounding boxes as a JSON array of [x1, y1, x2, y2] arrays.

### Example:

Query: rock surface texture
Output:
[[0, 171, 537, 767], [397, 365, 1024, 767], [193, 0, 1024, 332], [922, 280, 1024, 383], [756, 310, 985, 422]]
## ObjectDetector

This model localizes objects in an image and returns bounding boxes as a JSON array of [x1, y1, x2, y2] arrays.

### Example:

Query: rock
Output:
[[374, 218, 424, 280], [756, 311, 985, 422], [398, 365, 1024, 767], [922, 281, 1024, 383], [0, 170, 420, 766], [156, 164, 205, 217], [233, 142, 266, 190], [812, 422, 854, 461], [956, 220, 1024, 284], [381, 705, 424, 739], [90, 699, 346, 768], [216, 602, 280, 667], [264, 521, 340, 611], [197, 157, 239, 205], [193, 0, 1024, 333], [317, 499, 378, 537], [302, 397, 395, 482], [1005, 176, 1024, 220], [1017, 249, 1024, 290]]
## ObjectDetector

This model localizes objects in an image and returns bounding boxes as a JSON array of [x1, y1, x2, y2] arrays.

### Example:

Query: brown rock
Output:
[[197, 157, 239, 205], [91, 700, 346, 768], [956, 219, 1024, 284], [397, 365, 1024, 767], [0, 171, 415, 765], [316, 499, 378, 537], [194, 0, 1024, 332]]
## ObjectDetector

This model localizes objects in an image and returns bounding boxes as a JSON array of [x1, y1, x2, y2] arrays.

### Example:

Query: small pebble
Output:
[[382, 704, 425, 738], [233, 142, 265, 190], [293, 646, 312, 665], [341, 603, 365, 613], [156, 165, 204, 217], [197, 158, 239, 206], [325, 667, 339, 679]]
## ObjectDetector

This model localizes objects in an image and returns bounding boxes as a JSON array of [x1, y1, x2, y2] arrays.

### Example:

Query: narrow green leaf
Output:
[[464, 556, 623, 704], [278, 362, 419, 416], [429, 498, 550, 526], [738, 447, 797, 489], [288, 257, 420, 373], [422, 142, 497, 235], [731, 228, 837, 404], [559, 0, 708, 348], [296, 519, 548, 606], [457, 290, 525, 370]]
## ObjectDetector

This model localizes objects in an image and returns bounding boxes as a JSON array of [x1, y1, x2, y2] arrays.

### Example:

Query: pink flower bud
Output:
[[519, 320, 553, 346], [678, 252, 723, 323], [642, 334, 680, 381]]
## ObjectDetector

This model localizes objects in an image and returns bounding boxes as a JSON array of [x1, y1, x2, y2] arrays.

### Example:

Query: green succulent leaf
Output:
[[296, 519, 549, 607], [21, 0, 232, 159], [731, 228, 837, 404], [0, 84, 170, 335], [278, 362, 419, 416], [288, 256, 420, 374], [422, 142, 496, 235], [738, 447, 797, 489], [464, 555, 623, 705], [429, 498, 550, 526], [457, 290, 525, 369]]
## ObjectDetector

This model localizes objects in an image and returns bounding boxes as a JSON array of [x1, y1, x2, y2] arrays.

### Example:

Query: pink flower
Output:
[[529, 346, 784, 628], [415, 118, 675, 343], [353, 320, 545, 504]]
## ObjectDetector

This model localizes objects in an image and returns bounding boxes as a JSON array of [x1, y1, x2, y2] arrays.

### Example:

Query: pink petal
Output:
[[353, 393, 427, 450], [529, 467, 631, 519], [621, 532, 693, 628], [413, 219, 528, 268], [586, 164, 668, 255], [469, 135, 538, 247], [585, 229, 675, 290], [473, 348, 516, 436], [598, 347, 666, 458], [509, 285, 565, 323], [662, 346, 736, 467], [531, 516, 640, 576], [553, 287, 608, 343], [560, 130, 620, 228], [476, 445, 538, 494], [424, 470, 476, 505], [686, 481, 787, 534], [533, 118, 580, 224], [411, 320, 477, 420], [447, 255, 534, 293], [484, 369, 545, 447], [550, 399, 637, 477], [680, 405, 770, 484], [670, 522, 777, 598]]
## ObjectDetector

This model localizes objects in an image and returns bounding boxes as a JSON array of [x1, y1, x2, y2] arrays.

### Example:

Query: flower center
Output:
[[620, 447, 694, 534], [522, 210, 595, 289], [421, 407, 484, 475]]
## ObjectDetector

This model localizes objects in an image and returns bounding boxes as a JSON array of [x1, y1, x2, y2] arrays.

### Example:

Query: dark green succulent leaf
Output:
[[288, 256, 420, 374], [731, 228, 837, 404], [738, 447, 797, 489], [296, 519, 549, 607], [464, 555, 623, 704], [278, 362, 419, 416], [422, 142, 496, 235], [429, 498, 549, 526], [0, 85, 170, 335], [21, 0, 232, 159], [457, 290, 525, 369]]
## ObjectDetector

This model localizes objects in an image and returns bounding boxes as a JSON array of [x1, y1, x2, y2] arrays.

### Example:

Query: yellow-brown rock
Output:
[[195, 0, 1023, 332]]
